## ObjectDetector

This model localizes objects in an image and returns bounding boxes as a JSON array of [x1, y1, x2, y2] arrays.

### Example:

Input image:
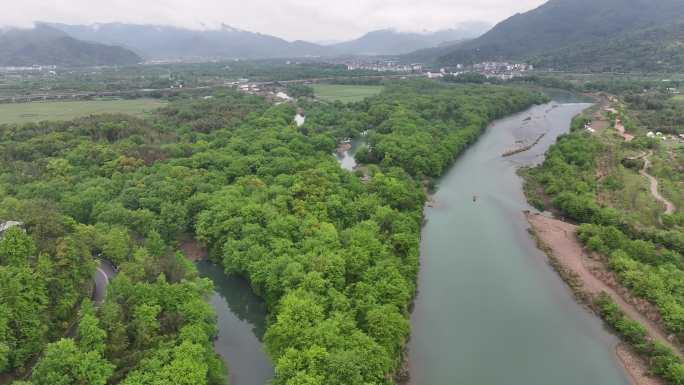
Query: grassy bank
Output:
[[312, 84, 384, 102]]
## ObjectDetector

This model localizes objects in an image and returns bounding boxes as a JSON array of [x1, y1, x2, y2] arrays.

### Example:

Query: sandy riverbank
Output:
[[526, 212, 679, 385]]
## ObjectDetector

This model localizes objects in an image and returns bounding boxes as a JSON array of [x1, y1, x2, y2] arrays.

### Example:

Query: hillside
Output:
[[0, 25, 141, 67], [49, 22, 491, 59], [437, 0, 684, 71], [329, 22, 490, 56], [529, 20, 684, 72]]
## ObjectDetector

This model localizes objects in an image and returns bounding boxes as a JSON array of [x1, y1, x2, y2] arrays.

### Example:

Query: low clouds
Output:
[[1, 0, 545, 41]]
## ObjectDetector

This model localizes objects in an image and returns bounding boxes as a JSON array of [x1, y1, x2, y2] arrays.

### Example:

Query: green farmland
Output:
[[312, 84, 384, 103], [0, 99, 167, 124]]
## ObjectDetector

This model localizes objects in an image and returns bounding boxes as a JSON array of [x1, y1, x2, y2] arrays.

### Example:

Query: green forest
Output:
[[0, 80, 543, 385]]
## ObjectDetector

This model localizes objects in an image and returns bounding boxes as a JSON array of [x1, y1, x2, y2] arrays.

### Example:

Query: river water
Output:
[[334, 137, 366, 171], [196, 261, 273, 385], [406, 101, 632, 385]]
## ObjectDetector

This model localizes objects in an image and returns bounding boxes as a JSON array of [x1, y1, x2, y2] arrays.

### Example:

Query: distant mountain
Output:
[[436, 0, 684, 71], [48, 23, 329, 60], [0, 24, 141, 67], [47, 22, 491, 60], [329, 22, 491, 56]]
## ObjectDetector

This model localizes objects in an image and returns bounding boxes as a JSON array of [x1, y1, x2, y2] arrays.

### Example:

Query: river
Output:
[[334, 136, 366, 171], [406, 101, 632, 385], [196, 261, 273, 385]]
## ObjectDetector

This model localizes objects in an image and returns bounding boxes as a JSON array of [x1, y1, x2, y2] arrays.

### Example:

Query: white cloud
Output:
[[0, 0, 546, 41]]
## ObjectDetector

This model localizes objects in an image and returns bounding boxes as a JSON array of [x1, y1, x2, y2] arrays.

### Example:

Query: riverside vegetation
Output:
[[0, 80, 545, 385], [523, 92, 684, 383]]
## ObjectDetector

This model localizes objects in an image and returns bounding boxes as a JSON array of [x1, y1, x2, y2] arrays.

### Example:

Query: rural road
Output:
[[93, 259, 117, 304]]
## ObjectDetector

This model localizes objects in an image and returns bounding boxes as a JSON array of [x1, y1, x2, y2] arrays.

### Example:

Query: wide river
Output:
[[407, 101, 632, 385]]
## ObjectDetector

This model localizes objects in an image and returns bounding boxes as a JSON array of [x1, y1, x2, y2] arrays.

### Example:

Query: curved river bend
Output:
[[407, 101, 631, 385], [196, 261, 273, 385]]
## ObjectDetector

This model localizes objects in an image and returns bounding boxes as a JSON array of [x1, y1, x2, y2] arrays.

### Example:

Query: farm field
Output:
[[672, 94, 684, 103], [0, 99, 167, 124], [312, 84, 383, 102]]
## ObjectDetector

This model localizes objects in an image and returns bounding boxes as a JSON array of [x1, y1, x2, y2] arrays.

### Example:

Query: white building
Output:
[[0, 221, 24, 237], [276, 92, 292, 101]]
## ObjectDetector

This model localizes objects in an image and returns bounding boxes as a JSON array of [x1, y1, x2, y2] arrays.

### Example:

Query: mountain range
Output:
[[0, 24, 141, 67], [435, 0, 684, 72], [11, 0, 683, 73], [47, 22, 491, 61]]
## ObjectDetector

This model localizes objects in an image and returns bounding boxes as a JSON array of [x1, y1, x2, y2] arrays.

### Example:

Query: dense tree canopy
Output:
[[0, 80, 542, 384]]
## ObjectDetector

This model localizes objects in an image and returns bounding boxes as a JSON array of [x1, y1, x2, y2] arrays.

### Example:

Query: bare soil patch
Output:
[[178, 235, 208, 262]]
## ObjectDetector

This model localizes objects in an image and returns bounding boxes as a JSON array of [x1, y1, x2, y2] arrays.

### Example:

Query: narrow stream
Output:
[[407, 101, 632, 385], [196, 261, 273, 385]]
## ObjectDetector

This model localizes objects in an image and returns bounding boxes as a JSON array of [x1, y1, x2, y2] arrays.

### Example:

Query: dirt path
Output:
[[606, 105, 675, 215], [605, 107, 635, 142], [640, 152, 676, 215], [615, 118, 635, 142], [527, 213, 681, 384]]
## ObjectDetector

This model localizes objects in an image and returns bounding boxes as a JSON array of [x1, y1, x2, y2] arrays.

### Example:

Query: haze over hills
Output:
[[327, 22, 491, 56], [435, 0, 684, 72], [49, 22, 329, 60], [48, 22, 491, 60], [0, 24, 141, 67]]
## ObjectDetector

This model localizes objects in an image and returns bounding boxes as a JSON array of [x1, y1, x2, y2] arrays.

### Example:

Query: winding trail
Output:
[[605, 108, 634, 142], [615, 119, 635, 142], [607, 106, 675, 215], [640, 152, 676, 215]]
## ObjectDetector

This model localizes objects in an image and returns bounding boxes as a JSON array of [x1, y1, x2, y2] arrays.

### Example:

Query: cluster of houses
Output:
[[0, 65, 57, 73], [423, 62, 535, 81], [471, 62, 533, 73], [230, 80, 296, 103], [470, 62, 534, 80], [344, 60, 424, 73]]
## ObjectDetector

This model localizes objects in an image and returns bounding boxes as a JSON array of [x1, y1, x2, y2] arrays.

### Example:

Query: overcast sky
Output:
[[1, 0, 546, 41]]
